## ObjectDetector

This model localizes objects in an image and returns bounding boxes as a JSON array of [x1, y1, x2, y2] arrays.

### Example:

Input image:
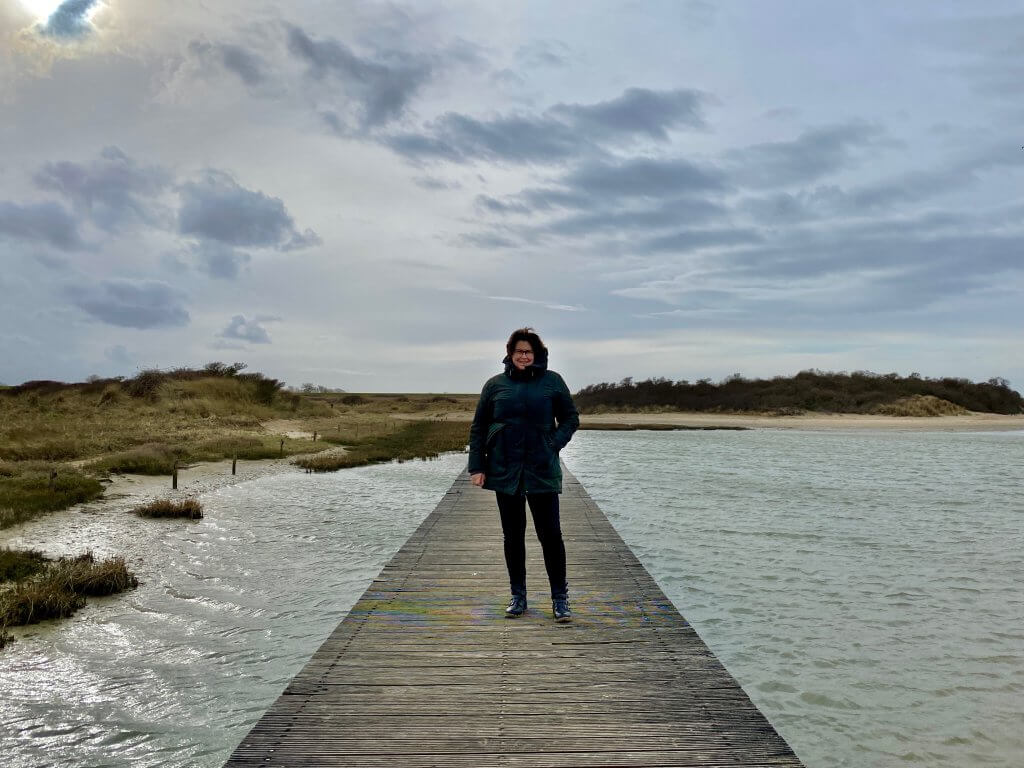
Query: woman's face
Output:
[[511, 340, 535, 371]]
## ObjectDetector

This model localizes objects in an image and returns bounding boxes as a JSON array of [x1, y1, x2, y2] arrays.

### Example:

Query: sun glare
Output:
[[19, 1, 102, 22], [19, 1, 62, 20]]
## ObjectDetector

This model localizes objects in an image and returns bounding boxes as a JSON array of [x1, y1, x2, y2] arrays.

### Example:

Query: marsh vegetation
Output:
[[0, 550, 139, 643], [0, 363, 476, 529]]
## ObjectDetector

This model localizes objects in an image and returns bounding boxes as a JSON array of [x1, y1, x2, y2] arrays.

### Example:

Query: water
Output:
[[561, 430, 1024, 767], [0, 454, 467, 768], [2, 432, 1023, 767]]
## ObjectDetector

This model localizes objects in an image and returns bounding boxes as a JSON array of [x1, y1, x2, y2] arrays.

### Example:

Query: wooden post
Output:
[[232, 454, 237, 475], [313, 431, 318, 443], [172, 462, 178, 490], [279, 439, 285, 456], [49, 469, 57, 490]]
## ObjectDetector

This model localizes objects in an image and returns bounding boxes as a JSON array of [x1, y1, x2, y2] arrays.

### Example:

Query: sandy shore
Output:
[[439, 409, 1024, 431], [577, 411, 1024, 431]]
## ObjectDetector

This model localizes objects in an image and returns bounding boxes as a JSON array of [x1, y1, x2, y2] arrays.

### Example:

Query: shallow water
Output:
[[2, 431, 1023, 767], [561, 430, 1024, 768], [0, 454, 466, 768]]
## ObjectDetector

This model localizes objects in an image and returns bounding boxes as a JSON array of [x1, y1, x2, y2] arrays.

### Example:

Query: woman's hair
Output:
[[506, 327, 548, 358]]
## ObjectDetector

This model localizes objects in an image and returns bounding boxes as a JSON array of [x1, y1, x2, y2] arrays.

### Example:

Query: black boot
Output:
[[552, 598, 571, 622], [505, 594, 527, 618]]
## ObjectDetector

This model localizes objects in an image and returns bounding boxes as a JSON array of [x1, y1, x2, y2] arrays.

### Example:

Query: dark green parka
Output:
[[468, 349, 580, 495]]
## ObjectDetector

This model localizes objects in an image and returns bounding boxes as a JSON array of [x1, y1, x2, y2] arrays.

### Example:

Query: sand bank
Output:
[[577, 411, 1024, 431]]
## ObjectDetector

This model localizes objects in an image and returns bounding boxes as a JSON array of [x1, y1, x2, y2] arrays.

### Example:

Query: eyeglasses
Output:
[[513, 350, 534, 356]]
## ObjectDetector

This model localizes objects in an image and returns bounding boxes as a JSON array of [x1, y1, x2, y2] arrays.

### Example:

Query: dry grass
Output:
[[296, 420, 469, 472], [133, 498, 203, 519], [0, 464, 105, 529], [873, 395, 969, 417], [0, 551, 138, 628], [0, 547, 48, 582], [0, 376, 476, 528]]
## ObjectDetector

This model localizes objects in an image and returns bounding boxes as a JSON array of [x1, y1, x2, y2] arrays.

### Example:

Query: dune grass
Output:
[[872, 395, 969, 417], [296, 420, 469, 472], [0, 464, 105, 529], [0, 551, 138, 629], [133, 498, 203, 519], [0, 369, 477, 528]]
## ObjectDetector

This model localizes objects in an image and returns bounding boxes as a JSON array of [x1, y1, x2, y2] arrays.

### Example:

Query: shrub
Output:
[[341, 395, 366, 405], [133, 498, 203, 519], [124, 369, 166, 399]]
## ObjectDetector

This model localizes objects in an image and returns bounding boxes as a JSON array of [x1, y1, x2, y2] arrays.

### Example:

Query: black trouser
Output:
[[496, 491, 568, 600]]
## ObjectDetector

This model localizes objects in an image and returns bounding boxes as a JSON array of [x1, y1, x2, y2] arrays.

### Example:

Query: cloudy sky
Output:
[[2, 1, 1022, 393]]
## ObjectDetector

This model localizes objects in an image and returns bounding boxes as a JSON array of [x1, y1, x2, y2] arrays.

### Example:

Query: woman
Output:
[[468, 328, 580, 622]]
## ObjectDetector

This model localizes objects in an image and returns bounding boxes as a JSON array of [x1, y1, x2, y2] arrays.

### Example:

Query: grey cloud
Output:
[[414, 176, 461, 190], [37, 0, 99, 39], [561, 157, 728, 198], [191, 242, 252, 280], [459, 232, 518, 249], [0, 201, 84, 250], [728, 122, 888, 188], [476, 195, 531, 215], [178, 170, 318, 249], [542, 200, 727, 237], [104, 344, 133, 365], [549, 88, 708, 141], [645, 228, 763, 253], [386, 88, 710, 164], [188, 40, 267, 86], [68, 279, 189, 329], [389, 112, 581, 164], [220, 315, 272, 344], [515, 40, 571, 69], [286, 25, 430, 128], [34, 147, 172, 231]]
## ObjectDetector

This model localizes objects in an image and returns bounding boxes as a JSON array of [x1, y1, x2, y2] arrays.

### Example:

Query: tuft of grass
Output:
[[133, 498, 203, 519], [0, 547, 49, 582], [0, 552, 138, 628], [873, 395, 969, 417], [0, 627, 12, 649], [296, 420, 468, 472], [0, 466, 105, 529]]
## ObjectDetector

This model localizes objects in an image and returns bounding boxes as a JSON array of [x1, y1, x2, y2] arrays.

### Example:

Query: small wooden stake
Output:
[[172, 462, 178, 490], [279, 439, 285, 456], [313, 431, 318, 442], [49, 469, 57, 490], [232, 454, 237, 475]]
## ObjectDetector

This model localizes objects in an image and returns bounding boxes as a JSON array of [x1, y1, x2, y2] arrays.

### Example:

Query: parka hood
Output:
[[502, 346, 549, 379]]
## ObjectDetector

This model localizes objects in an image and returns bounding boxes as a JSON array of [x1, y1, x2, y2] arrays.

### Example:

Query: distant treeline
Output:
[[573, 370, 1024, 415]]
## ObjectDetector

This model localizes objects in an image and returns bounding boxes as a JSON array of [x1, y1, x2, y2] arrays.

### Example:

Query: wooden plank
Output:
[[224, 470, 804, 767]]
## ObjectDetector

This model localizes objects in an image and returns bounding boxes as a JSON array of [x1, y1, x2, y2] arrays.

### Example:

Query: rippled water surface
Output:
[[0, 454, 466, 768], [3, 432, 1023, 767], [561, 430, 1024, 768]]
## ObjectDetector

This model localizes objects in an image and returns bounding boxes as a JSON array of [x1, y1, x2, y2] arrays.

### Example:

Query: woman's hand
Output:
[[470, 472, 485, 487]]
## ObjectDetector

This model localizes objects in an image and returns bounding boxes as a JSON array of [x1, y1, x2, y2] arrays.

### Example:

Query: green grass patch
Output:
[[295, 420, 468, 472], [0, 465, 105, 529], [133, 498, 203, 519], [0, 552, 138, 629], [0, 547, 48, 582]]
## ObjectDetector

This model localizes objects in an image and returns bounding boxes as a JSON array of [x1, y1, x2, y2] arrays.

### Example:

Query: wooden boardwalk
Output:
[[225, 469, 804, 767]]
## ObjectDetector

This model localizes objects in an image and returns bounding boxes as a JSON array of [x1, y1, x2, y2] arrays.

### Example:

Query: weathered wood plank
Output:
[[224, 470, 804, 767]]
